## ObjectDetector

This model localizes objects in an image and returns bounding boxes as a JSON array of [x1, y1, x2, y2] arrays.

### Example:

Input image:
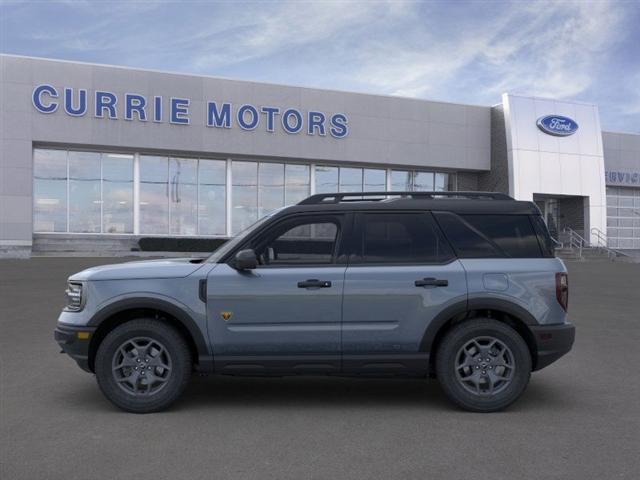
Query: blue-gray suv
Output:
[[54, 191, 575, 413]]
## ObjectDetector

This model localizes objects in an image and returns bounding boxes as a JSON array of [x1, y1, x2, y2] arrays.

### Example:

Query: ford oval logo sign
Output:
[[536, 115, 579, 137]]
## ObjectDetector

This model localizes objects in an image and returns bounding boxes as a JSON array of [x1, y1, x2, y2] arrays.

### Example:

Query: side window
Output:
[[355, 213, 454, 264], [434, 212, 502, 258], [461, 215, 542, 258], [530, 214, 556, 257], [252, 216, 340, 266], [435, 212, 543, 258]]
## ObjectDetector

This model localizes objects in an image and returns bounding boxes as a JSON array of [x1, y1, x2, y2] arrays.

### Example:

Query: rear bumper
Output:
[[54, 323, 96, 373], [530, 322, 575, 371]]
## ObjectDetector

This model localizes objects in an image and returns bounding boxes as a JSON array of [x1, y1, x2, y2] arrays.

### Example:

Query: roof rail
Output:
[[297, 191, 513, 205]]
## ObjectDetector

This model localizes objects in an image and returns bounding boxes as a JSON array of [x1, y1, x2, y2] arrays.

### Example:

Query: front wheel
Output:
[[95, 319, 192, 413], [436, 319, 531, 412]]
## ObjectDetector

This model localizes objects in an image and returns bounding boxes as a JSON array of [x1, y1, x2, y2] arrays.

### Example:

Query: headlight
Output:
[[64, 282, 84, 311]]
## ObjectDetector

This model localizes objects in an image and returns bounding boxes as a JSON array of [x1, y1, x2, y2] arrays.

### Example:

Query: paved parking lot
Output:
[[1, 257, 639, 480]]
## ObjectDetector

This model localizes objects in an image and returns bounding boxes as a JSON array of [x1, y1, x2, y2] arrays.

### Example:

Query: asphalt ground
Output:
[[1, 257, 639, 480]]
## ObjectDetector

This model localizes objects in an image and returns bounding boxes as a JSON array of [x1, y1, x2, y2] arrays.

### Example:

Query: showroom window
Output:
[[102, 154, 134, 234], [390, 170, 454, 192], [364, 169, 386, 191], [68, 151, 101, 233], [315, 166, 339, 193], [232, 161, 258, 234], [139, 155, 169, 234], [317, 166, 455, 194], [169, 157, 198, 236], [33, 149, 68, 232], [198, 159, 226, 236], [284, 164, 310, 204], [33, 148, 455, 237], [258, 162, 285, 218], [34, 149, 134, 234]]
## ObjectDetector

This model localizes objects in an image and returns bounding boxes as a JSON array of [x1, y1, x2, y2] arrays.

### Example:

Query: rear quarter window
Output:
[[434, 212, 544, 258]]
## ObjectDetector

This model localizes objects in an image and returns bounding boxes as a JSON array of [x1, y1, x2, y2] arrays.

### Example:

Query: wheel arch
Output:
[[87, 297, 212, 373], [422, 298, 539, 373]]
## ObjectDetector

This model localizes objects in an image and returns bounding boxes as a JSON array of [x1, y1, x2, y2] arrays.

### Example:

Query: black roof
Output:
[[279, 191, 540, 216]]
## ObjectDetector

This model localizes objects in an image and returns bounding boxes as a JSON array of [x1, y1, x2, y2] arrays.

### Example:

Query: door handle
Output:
[[297, 279, 332, 289], [415, 278, 448, 287]]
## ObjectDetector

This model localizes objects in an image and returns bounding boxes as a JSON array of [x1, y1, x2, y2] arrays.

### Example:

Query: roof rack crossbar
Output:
[[297, 191, 513, 205]]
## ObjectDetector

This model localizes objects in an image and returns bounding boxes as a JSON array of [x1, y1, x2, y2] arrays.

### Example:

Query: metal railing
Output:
[[557, 227, 628, 260], [560, 227, 585, 259], [590, 227, 628, 260]]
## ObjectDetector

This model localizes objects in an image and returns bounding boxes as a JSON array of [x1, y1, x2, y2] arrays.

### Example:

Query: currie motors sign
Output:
[[31, 84, 349, 139], [536, 115, 579, 137]]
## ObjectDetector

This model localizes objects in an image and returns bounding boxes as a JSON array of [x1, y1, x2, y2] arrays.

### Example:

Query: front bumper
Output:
[[54, 323, 96, 373], [530, 322, 575, 371]]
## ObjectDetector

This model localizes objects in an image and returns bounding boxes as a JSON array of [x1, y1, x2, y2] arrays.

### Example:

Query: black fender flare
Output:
[[420, 297, 538, 353], [87, 296, 213, 371]]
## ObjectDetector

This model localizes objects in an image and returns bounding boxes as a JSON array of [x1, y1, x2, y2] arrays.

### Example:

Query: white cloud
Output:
[[348, 0, 626, 103], [187, 1, 411, 72]]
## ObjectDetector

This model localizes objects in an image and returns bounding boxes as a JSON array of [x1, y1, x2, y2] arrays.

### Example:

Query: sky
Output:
[[1, 0, 639, 132]]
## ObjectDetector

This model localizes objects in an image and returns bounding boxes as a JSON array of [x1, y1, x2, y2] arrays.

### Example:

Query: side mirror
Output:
[[234, 249, 258, 270]]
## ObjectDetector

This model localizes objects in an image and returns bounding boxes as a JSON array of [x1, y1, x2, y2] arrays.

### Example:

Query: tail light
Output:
[[555, 272, 569, 311]]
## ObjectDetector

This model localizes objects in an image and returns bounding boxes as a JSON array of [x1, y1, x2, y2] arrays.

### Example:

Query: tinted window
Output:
[[356, 213, 454, 263], [253, 216, 340, 266], [435, 212, 542, 258], [530, 214, 556, 257]]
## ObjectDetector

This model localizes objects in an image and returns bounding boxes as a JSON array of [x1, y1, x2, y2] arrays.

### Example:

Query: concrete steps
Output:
[[555, 246, 635, 262]]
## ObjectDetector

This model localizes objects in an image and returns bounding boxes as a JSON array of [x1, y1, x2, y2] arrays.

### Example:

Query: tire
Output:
[[435, 318, 531, 412], [95, 319, 192, 413]]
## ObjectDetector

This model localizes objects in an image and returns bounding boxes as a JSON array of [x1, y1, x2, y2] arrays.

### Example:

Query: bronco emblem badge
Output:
[[220, 311, 233, 321]]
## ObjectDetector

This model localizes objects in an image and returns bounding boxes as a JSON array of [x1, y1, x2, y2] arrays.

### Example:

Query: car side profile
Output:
[[54, 191, 575, 413]]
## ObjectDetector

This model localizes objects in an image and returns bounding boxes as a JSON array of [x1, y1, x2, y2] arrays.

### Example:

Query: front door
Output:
[[206, 213, 348, 374], [341, 212, 468, 374]]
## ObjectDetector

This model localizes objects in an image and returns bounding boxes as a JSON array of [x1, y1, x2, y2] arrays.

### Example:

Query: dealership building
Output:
[[1, 54, 639, 257]]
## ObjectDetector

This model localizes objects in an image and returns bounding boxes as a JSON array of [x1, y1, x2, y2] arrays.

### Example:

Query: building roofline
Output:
[[0, 53, 491, 109], [602, 129, 640, 136], [502, 92, 599, 108]]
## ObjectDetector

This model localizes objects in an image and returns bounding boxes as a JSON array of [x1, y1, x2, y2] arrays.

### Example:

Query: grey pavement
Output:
[[1, 257, 639, 480]]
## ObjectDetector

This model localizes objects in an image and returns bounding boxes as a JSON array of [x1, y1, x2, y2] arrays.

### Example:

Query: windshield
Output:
[[206, 211, 280, 263]]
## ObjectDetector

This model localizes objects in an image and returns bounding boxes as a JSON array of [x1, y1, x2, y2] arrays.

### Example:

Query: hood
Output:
[[69, 257, 207, 281]]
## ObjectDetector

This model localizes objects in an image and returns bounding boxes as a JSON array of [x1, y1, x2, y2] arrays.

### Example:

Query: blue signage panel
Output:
[[536, 115, 579, 137], [31, 84, 349, 139]]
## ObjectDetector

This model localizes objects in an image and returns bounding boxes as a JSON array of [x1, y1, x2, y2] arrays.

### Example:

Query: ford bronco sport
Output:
[[55, 191, 575, 413]]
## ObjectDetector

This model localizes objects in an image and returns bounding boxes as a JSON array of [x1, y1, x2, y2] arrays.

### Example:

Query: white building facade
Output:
[[1, 55, 639, 257]]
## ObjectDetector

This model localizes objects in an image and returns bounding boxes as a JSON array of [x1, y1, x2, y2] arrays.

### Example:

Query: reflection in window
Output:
[[339, 168, 363, 193], [169, 158, 197, 235], [391, 170, 412, 191], [315, 166, 338, 193], [69, 151, 101, 233], [364, 169, 386, 191], [102, 154, 133, 233], [258, 162, 284, 218], [284, 164, 310, 205], [232, 161, 258, 234], [258, 220, 339, 265], [435, 172, 450, 191], [140, 156, 169, 234], [198, 159, 226, 235], [413, 171, 434, 191], [34, 149, 67, 232], [33, 149, 457, 237]]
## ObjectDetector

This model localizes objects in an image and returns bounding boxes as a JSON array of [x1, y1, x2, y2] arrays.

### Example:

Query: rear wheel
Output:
[[436, 319, 531, 412], [95, 319, 192, 413]]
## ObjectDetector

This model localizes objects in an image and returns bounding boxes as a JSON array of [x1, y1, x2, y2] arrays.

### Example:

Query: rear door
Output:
[[341, 212, 467, 374]]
